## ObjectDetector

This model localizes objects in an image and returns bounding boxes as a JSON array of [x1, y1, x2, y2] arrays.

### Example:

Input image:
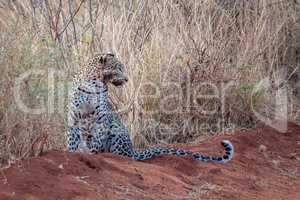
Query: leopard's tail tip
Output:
[[218, 139, 234, 163]]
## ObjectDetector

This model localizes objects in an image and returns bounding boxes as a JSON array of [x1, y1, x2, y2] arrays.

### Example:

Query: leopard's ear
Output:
[[107, 52, 115, 57], [99, 55, 107, 64]]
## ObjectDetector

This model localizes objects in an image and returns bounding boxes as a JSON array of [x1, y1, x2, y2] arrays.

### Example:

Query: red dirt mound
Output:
[[0, 123, 299, 200]]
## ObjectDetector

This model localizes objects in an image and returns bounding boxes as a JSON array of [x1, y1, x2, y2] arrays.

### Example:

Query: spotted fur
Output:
[[67, 53, 234, 163]]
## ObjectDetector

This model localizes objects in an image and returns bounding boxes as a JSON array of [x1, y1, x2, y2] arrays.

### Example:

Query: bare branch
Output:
[[57, 0, 85, 41]]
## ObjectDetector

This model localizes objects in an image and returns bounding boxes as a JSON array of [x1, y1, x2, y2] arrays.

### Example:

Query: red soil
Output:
[[0, 123, 299, 200]]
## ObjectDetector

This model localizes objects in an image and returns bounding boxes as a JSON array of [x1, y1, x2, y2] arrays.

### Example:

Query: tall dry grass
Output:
[[0, 0, 299, 167]]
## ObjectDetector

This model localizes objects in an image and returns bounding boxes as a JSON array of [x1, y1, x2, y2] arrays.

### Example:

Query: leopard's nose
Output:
[[124, 76, 128, 82]]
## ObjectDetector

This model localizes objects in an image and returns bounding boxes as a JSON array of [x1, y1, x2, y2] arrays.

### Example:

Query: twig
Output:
[[54, 0, 63, 41], [57, 0, 85, 39], [44, 0, 56, 40]]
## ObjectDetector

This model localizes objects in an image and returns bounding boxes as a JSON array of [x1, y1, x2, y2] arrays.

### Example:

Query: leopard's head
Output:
[[83, 53, 128, 86]]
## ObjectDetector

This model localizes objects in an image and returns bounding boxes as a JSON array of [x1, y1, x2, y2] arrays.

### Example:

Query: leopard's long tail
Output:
[[133, 140, 234, 163]]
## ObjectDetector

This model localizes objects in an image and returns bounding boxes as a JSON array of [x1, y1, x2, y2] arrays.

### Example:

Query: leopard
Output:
[[67, 52, 234, 163]]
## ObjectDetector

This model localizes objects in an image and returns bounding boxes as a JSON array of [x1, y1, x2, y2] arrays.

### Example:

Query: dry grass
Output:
[[0, 0, 299, 167]]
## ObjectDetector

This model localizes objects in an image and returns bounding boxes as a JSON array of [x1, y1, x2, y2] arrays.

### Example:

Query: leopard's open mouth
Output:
[[111, 78, 128, 86]]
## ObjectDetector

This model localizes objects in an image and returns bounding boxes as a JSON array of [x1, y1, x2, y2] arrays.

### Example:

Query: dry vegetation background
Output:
[[0, 0, 299, 167]]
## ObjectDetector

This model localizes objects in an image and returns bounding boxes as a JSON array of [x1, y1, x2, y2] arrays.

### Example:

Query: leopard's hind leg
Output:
[[67, 127, 81, 152]]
